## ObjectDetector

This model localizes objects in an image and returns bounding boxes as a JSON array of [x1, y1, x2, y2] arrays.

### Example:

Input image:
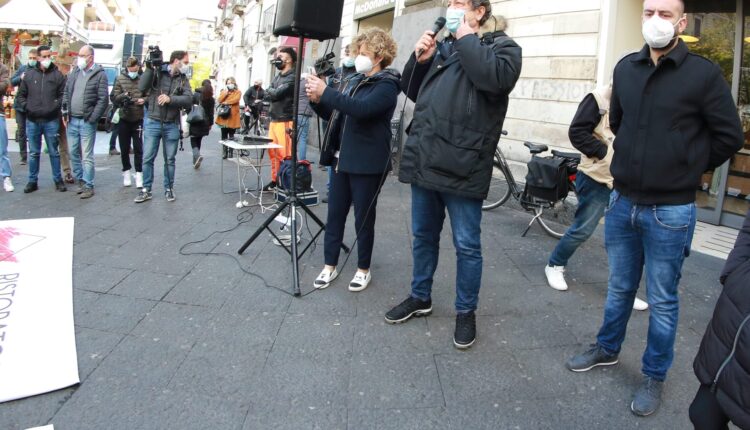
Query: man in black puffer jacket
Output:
[[386, 1, 521, 350], [63, 45, 110, 199], [690, 208, 750, 430], [16, 45, 67, 194]]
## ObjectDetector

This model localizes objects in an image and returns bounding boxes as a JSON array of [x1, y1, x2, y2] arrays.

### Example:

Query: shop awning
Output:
[[0, 0, 87, 40]]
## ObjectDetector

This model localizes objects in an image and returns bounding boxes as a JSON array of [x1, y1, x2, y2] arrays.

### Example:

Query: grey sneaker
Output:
[[631, 376, 663, 416], [79, 188, 95, 199], [165, 188, 175, 202], [134, 189, 152, 203], [566, 344, 619, 372], [75, 180, 85, 194]]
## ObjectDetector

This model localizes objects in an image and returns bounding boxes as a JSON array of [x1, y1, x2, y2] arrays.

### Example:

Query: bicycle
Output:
[[483, 131, 580, 239]]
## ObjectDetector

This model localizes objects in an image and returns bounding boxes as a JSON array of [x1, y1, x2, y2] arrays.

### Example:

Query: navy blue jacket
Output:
[[312, 69, 401, 175]]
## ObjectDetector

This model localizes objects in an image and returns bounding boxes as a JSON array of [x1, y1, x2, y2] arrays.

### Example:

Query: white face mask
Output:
[[227, 84, 236, 90], [179, 64, 189, 75], [354, 55, 374, 74], [642, 14, 681, 49], [40, 59, 52, 69], [77, 57, 88, 69]]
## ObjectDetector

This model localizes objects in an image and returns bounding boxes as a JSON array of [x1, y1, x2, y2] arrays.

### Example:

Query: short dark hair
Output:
[[169, 50, 188, 63], [37, 45, 51, 54], [279, 47, 296, 64]]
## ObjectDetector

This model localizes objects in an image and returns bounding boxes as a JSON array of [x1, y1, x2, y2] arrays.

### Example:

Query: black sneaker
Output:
[[75, 180, 85, 194], [165, 188, 176, 202], [454, 311, 477, 349], [631, 376, 663, 416], [134, 189, 152, 203], [262, 181, 277, 192], [20, 158, 27, 165], [321, 193, 329, 204], [566, 344, 619, 372], [384, 296, 432, 324], [54, 180, 67, 192], [23, 182, 38, 193], [193, 155, 203, 169]]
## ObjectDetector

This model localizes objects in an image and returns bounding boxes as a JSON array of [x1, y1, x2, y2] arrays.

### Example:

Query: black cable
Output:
[[178, 207, 321, 297]]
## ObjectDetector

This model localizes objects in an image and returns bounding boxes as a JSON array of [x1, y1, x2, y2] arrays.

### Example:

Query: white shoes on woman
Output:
[[314, 268, 372, 292]]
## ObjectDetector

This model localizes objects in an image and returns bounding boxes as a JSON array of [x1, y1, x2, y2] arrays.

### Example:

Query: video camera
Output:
[[146, 45, 163, 68], [314, 52, 336, 78]]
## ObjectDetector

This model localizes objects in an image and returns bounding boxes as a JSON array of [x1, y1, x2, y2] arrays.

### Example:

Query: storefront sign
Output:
[[354, 0, 396, 20]]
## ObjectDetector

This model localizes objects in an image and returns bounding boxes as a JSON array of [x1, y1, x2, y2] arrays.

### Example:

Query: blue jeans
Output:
[[142, 120, 179, 191], [0, 116, 10, 178], [549, 172, 612, 266], [67, 117, 97, 188], [410, 184, 483, 313], [297, 115, 310, 161], [596, 191, 696, 381], [27, 119, 62, 184]]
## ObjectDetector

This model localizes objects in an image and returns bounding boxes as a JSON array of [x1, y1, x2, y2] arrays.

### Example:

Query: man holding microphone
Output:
[[385, 0, 522, 349]]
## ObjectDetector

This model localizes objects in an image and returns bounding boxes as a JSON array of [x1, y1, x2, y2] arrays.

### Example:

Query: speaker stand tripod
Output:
[[237, 36, 326, 297]]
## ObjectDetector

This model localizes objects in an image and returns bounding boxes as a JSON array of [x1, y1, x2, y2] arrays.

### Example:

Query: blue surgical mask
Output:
[[128, 71, 138, 79], [446, 7, 465, 33], [343, 57, 355, 68], [28, 60, 37, 67]]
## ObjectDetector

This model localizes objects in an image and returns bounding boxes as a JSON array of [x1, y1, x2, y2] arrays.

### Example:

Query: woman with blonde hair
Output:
[[306, 28, 400, 292]]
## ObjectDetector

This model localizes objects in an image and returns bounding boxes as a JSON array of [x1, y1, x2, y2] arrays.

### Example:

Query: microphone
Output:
[[417, 17, 446, 58]]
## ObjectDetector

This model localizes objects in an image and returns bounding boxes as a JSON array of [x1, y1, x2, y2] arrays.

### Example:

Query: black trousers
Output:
[[220, 127, 235, 140], [689, 384, 731, 430], [190, 136, 203, 150], [15, 110, 28, 160], [118, 119, 143, 172], [324, 170, 385, 270]]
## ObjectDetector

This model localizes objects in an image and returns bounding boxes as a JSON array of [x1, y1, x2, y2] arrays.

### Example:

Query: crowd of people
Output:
[[0, 0, 748, 426]]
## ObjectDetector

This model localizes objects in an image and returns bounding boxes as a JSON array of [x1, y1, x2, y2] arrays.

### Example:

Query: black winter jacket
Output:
[[610, 41, 744, 205], [243, 86, 265, 108], [398, 31, 522, 200], [63, 64, 109, 124], [110, 70, 144, 123], [312, 69, 401, 175], [17, 63, 66, 121], [265, 69, 295, 122], [138, 65, 193, 124], [694, 208, 750, 429], [189, 89, 215, 138]]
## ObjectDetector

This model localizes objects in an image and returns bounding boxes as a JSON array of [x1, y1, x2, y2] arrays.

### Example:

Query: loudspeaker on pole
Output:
[[273, 0, 345, 40]]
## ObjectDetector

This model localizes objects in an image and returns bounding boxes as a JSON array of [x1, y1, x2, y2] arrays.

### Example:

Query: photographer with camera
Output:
[[134, 48, 193, 203], [111, 57, 145, 188], [262, 46, 296, 191], [63, 45, 110, 199], [243, 80, 265, 133]]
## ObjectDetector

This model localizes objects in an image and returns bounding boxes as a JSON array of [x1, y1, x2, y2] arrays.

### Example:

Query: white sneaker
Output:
[[135, 172, 143, 189], [633, 297, 649, 311], [348, 271, 372, 292], [545, 265, 569, 291], [313, 268, 338, 289], [123, 170, 132, 187], [3, 177, 14, 192]]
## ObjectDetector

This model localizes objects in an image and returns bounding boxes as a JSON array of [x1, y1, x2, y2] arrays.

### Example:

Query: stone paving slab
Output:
[[0, 131, 734, 429]]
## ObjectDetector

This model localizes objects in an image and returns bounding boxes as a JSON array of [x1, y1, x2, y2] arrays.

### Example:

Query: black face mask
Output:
[[274, 59, 285, 70]]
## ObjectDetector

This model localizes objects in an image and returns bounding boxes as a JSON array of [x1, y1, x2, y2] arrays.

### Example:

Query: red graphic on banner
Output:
[[0, 228, 21, 263]]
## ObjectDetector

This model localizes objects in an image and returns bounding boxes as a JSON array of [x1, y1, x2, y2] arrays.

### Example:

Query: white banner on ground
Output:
[[0, 218, 78, 403]]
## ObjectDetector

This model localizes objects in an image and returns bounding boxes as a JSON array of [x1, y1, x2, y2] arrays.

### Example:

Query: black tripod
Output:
[[237, 37, 325, 297]]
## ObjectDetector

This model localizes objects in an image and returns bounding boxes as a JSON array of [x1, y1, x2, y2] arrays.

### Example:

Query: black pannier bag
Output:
[[524, 156, 570, 202]]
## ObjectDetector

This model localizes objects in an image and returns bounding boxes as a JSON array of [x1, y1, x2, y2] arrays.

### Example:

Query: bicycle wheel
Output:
[[534, 193, 578, 239], [482, 161, 512, 210]]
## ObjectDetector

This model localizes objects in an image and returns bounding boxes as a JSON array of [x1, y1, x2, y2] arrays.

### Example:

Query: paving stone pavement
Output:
[[0, 130, 734, 429]]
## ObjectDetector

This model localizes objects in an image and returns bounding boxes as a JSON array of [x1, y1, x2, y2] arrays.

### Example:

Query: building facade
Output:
[[212, 0, 750, 229]]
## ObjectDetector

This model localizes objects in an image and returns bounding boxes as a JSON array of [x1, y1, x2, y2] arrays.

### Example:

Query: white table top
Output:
[[220, 140, 282, 150]]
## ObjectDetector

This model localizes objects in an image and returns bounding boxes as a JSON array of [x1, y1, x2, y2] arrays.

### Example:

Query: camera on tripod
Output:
[[314, 52, 336, 78], [146, 45, 163, 68]]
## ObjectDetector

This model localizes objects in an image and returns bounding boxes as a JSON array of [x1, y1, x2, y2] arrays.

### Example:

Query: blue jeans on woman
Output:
[[549, 172, 612, 267], [409, 184, 483, 313], [0, 116, 11, 179], [27, 119, 62, 184], [596, 190, 696, 381]]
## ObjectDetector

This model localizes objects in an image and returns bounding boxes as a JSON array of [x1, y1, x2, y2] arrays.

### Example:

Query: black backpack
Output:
[[278, 157, 313, 193]]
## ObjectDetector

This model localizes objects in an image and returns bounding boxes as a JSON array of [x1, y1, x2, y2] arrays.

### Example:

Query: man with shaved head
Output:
[[566, 0, 743, 417], [63, 44, 109, 199]]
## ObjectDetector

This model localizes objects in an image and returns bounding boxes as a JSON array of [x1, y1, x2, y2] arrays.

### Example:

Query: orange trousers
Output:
[[268, 120, 292, 181]]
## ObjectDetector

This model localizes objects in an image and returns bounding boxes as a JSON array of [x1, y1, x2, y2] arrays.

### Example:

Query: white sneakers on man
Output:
[[135, 172, 143, 189], [3, 177, 14, 192], [545, 265, 649, 311], [349, 271, 372, 292], [123, 171, 132, 187], [545, 265, 569, 291]]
